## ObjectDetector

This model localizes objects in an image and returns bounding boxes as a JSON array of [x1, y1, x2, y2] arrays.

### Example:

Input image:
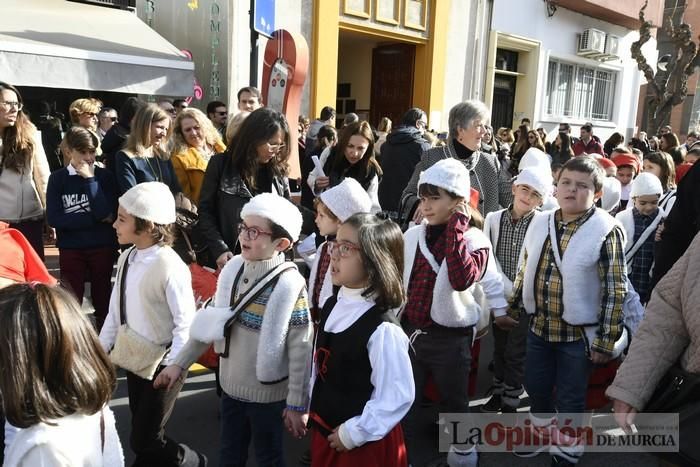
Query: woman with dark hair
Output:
[[307, 121, 382, 212], [113, 103, 181, 195], [301, 125, 337, 212], [0, 82, 50, 259], [603, 132, 625, 157], [198, 107, 293, 268], [510, 124, 531, 160], [101, 97, 144, 172], [549, 132, 575, 165], [660, 132, 685, 166]]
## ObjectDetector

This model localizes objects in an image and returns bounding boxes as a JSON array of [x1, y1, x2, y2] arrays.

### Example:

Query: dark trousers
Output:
[[59, 247, 117, 331], [10, 218, 44, 260], [402, 322, 473, 462], [219, 395, 286, 467], [126, 367, 189, 467], [491, 312, 529, 404]]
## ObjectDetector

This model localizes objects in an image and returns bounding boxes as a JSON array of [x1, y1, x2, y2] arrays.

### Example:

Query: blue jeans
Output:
[[219, 396, 286, 467], [524, 330, 591, 422]]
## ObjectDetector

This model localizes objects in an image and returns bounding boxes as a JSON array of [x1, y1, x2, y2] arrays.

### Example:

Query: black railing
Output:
[[67, 0, 135, 10]]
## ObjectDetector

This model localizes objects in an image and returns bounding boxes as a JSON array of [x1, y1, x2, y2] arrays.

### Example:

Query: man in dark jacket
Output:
[[378, 108, 430, 218], [101, 97, 143, 173]]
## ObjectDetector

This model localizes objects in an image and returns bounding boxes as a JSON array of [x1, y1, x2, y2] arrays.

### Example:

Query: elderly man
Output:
[[400, 100, 507, 220]]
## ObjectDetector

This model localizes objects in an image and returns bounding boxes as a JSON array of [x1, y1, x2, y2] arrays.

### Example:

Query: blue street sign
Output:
[[253, 0, 275, 38]]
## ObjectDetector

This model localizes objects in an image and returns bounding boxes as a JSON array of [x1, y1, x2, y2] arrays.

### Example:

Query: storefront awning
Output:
[[0, 0, 194, 96]]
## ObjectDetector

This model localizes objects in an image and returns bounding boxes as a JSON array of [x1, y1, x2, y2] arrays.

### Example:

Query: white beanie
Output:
[[418, 158, 470, 198], [319, 178, 372, 222], [519, 147, 551, 173], [601, 177, 622, 212], [118, 182, 176, 225], [514, 167, 553, 199], [630, 172, 663, 198], [240, 193, 303, 242]]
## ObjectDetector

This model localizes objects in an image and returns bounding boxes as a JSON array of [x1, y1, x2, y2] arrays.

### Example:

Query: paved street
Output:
[[44, 247, 664, 467]]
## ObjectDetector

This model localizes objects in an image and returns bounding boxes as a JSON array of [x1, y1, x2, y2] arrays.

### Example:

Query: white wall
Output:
[[491, 0, 658, 143], [440, 0, 491, 132]]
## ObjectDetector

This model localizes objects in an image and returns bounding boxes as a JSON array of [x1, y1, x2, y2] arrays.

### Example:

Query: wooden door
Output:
[[370, 43, 416, 128]]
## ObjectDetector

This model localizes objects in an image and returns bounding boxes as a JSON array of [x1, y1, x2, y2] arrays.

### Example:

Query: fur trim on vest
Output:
[[616, 208, 664, 267], [403, 222, 491, 328], [192, 255, 306, 384], [521, 208, 628, 357]]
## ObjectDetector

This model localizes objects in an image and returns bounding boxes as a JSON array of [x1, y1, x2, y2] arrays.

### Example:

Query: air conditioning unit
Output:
[[602, 34, 620, 60], [577, 28, 606, 58]]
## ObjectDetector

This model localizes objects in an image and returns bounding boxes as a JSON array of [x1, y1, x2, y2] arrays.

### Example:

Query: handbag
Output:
[[644, 362, 700, 465], [109, 248, 169, 380]]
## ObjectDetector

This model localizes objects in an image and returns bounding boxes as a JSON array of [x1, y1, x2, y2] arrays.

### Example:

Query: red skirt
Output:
[[310, 423, 408, 467]]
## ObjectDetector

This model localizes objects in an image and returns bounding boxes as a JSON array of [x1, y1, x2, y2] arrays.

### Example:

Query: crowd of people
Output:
[[0, 77, 699, 467]]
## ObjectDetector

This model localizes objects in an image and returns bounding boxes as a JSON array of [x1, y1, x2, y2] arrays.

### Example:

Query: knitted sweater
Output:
[[4, 407, 124, 467], [175, 253, 313, 409]]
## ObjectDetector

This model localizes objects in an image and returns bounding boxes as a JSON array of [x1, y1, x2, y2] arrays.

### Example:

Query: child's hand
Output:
[[451, 199, 469, 217], [216, 251, 234, 269], [74, 160, 95, 179], [494, 315, 519, 331], [153, 365, 184, 390], [282, 408, 308, 439], [327, 427, 348, 452]]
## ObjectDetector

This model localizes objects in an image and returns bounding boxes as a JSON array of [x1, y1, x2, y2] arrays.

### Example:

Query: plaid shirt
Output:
[[311, 242, 332, 322], [495, 207, 536, 282], [510, 206, 626, 355], [404, 212, 489, 329], [628, 207, 658, 304]]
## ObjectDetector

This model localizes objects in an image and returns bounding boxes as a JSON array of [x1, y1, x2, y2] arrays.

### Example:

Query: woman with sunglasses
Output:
[[0, 82, 51, 260], [68, 98, 103, 162], [198, 107, 296, 269]]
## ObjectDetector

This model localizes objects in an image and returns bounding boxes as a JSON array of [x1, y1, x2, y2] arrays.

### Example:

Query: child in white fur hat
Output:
[[616, 172, 665, 304], [401, 158, 506, 467], [155, 192, 313, 466], [309, 178, 372, 323], [98, 182, 205, 466], [481, 167, 551, 414]]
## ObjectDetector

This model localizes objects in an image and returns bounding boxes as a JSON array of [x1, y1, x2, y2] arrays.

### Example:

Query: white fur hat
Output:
[[514, 167, 553, 199], [630, 172, 663, 198], [240, 193, 303, 242], [118, 182, 175, 225], [319, 178, 372, 222], [418, 158, 470, 198], [519, 147, 551, 173], [601, 176, 622, 212]]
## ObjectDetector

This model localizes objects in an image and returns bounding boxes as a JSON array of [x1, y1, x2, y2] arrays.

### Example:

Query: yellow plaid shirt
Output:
[[510, 207, 627, 354]]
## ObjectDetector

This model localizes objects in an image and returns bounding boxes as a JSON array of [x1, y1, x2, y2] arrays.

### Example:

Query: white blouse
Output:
[[311, 286, 415, 449]]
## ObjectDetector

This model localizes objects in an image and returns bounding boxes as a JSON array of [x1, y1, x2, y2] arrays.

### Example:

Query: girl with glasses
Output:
[[0, 82, 51, 260], [308, 213, 413, 467]]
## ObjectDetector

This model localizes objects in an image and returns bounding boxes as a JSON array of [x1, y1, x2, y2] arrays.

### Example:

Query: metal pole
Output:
[[249, 0, 259, 87]]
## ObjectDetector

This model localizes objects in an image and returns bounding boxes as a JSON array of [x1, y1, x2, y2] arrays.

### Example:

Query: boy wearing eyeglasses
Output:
[[156, 192, 313, 466]]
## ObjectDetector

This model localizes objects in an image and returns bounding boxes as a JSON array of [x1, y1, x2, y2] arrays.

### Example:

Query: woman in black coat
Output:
[[197, 108, 294, 268]]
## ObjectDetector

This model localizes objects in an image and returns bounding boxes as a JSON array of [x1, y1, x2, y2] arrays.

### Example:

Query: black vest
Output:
[[309, 295, 398, 433]]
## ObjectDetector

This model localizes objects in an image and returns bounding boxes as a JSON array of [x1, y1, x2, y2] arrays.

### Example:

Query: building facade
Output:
[[486, 0, 663, 142]]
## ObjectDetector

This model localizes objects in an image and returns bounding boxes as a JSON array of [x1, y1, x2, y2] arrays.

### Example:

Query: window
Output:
[[545, 59, 617, 121]]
